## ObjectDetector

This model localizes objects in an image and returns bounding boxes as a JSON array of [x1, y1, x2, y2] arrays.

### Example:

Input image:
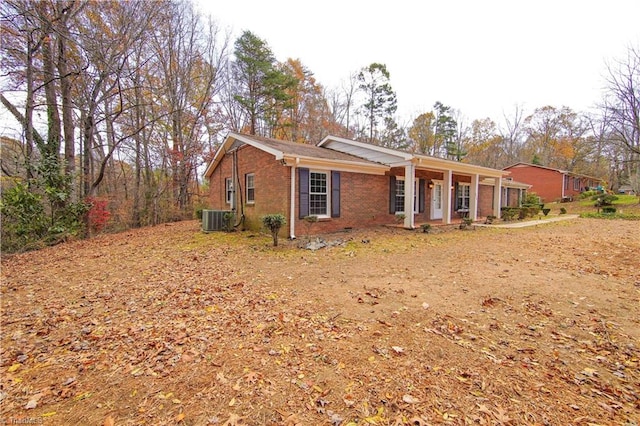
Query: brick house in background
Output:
[[205, 132, 523, 238], [503, 162, 604, 203]]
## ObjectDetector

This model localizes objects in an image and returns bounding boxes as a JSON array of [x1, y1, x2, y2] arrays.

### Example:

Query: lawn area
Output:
[[575, 193, 640, 211], [1, 217, 639, 425]]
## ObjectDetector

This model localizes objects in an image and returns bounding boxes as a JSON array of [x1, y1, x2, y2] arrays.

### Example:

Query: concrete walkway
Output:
[[476, 214, 580, 228]]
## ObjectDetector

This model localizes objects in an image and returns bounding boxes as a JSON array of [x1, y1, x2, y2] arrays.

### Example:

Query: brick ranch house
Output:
[[503, 162, 604, 203], [204, 132, 528, 239]]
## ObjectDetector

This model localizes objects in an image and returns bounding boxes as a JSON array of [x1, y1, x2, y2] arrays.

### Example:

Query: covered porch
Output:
[[317, 136, 509, 230], [391, 158, 506, 230]]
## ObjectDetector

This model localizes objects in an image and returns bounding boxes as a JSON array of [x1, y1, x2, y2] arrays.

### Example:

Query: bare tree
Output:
[[603, 44, 640, 156], [602, 44, 640, 193], [500, 104, 526, 166], [151, 0, 228, 211]]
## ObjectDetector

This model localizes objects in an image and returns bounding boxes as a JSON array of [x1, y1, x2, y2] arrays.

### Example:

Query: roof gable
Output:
[[320, 135, 506, 178], [503, 162, 565, 174], [204, 132, 386, 177], [318, 135, 412, 165], [204, 132, 509, 179], [503, 162, 603, 181]]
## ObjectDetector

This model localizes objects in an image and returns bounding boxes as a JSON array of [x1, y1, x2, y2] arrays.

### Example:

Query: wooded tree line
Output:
[[1, 0, 638, 251]]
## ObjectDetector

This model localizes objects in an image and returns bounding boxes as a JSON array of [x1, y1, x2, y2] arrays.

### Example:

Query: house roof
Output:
[[503, 162, 602, 181], [204, 132, 386, 178], [500, 178, 532, 189], [319, 135, 507, 178], [204, 132, 510, 180]]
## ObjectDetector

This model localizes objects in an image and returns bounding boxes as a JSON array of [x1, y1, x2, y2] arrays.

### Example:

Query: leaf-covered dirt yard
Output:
[[1, 217, 639, 425]]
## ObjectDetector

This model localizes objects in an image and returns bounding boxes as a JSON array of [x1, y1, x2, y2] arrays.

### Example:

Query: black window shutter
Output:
[[418, 179, 425, 213], [331, 171, 340, 218], [299, 168, 309, 218], [454, 182, 459, 210], [389, 176, 396, 214]]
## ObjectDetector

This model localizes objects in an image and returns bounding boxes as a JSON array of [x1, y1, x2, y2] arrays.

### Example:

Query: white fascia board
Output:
[[204, 132, 285, 178], [388, 160, 413, 168], [283, 155, 388, 175], [319, 135, 413, 161], [230, 132, 284, 159], [204, 133, 235, 178], [415, 155, 507, 178]]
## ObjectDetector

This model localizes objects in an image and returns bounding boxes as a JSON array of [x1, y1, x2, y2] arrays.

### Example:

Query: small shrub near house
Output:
[[522, 192, 541, 206], [459, 217, 473, 230], [592, 193, 618, 208], [262, 213, 287, 246], [501, 207, 519, 221], [580, 190, 598, 199], [303, 215, 318, 239], [223, 212, 235, 232]]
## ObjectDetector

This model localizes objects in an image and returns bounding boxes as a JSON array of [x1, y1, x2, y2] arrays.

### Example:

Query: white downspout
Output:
[[230, 150, 237, 212], [289, 161, 296, 240]]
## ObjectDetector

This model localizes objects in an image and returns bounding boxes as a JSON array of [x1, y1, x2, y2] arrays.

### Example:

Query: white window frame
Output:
[[457, 183, 470, 211], [573, 177, 580, 191], [309, 170, 330, 218], [225, 177, 233, 204], [246, 173, 255, 204], [395, 177, 418, 214]]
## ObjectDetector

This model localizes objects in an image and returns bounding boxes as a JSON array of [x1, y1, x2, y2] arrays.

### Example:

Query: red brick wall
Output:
[[209, 146, 399, 237], [504, 165, 563, 202], [478, 185, 494, 216], [294, 171, 392, 235], [209, 145, 507, 235], [208, 145, 290, 231], [208, 154, 231, 210], [564, 176, 594, 198], [503, 188, 522, 207]]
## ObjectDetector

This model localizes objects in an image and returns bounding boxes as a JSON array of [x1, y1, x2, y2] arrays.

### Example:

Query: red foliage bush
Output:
[[86, 197, 111, 233]]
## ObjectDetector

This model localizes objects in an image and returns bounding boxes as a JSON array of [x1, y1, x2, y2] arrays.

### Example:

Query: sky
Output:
[[195, 0, 640, 125]]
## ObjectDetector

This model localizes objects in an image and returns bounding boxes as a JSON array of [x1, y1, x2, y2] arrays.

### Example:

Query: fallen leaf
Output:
[[104, 415, 115, 426], [402, 394, 419, 404], [223, 413, 246, 426], [494, 406, 512, 424], [343, 394, 355, 407]]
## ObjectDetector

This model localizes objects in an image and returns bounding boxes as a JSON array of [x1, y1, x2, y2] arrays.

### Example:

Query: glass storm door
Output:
[[431, 180, 443, 220]]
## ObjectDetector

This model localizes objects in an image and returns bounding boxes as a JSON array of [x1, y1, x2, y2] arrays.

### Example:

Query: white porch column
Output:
[[443, 170, 452, 225], [470, 173, 479, 221], [289, 163, 296, 239], [493, 177, 502, 217], [404, 163, 415, 229]]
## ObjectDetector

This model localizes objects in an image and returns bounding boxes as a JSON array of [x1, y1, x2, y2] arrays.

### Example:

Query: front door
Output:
[[431, 180, 443, 220]]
